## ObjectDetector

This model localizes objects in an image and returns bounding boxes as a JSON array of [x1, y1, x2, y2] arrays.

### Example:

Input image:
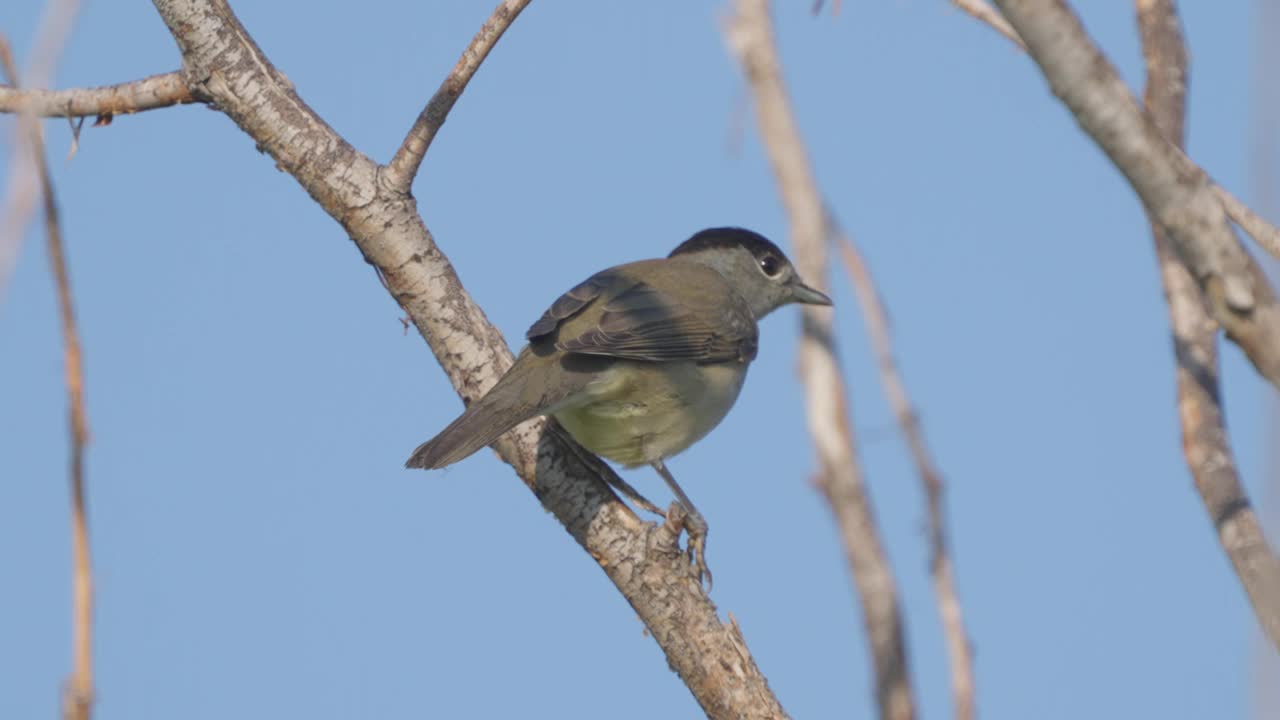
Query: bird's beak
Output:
[[791, 281, 833, 306]]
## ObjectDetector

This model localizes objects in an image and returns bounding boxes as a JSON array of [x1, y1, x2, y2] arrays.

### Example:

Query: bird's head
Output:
[[669, 227, 832, 319]]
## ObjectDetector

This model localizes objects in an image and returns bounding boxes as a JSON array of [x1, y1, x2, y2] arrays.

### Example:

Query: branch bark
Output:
[[1136, 0, 1280, 652], [835, 224, 975, 720], [148, 0, 786, 716], [991, 0, 1280, 391], [0, 71, 193, 118], [725, 3, 917, 719]]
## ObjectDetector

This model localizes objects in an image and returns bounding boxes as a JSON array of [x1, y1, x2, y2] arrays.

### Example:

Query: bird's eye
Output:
[[759, 254, 782, 277]]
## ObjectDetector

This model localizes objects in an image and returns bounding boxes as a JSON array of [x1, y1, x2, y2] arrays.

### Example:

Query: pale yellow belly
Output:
[[553, 360, 748, 467]]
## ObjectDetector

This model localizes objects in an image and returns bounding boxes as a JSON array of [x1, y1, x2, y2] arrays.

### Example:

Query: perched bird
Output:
[[405, 227, 831, 588]]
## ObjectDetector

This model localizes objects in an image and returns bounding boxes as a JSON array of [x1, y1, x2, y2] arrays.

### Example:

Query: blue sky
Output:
[[2, 1, 1276, 718]]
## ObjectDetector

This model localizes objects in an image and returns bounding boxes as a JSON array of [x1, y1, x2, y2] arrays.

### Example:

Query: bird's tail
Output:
[[404, 358, 551, 470]]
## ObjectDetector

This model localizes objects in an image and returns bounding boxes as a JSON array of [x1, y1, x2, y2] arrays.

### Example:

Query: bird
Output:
[[405, 227, 832, 588]]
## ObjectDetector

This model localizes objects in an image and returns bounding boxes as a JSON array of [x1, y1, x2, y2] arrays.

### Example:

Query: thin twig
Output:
[[833, 221, 974, 720], [42, 132, 95, 720], [949, 0, 1026, 50], [1136, 0, 1280, 652], [383, 0, 531, 193], [725, 3, 916, 719], [0, 71, 193, 118], [1215, 184, 1280, 261], [1, 37, 95, 720]]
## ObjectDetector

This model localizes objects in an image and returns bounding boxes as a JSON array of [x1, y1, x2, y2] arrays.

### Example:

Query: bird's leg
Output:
[[651, 459, 712, 591], [547, 421, 663, 517]]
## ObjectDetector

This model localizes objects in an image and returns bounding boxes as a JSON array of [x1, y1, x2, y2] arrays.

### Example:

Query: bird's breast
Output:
[[552, 360, 748, 467]]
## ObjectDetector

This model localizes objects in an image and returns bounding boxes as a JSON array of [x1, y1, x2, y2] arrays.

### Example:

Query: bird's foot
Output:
[[664, 503, 713, 592]]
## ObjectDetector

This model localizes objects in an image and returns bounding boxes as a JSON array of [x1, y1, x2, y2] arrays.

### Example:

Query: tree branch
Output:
[[0, 71, 193, 118], [382, 0, 531, 194], [1, 37, 96, 720], [1136, 0, 1280, 653], [725, 3, 917, 719], [950, 0, 1025, 50], [834, 221, 975, 720], [43, 124, 95, 720], [961, 1, 1280, 275], [991, 0, 1280, 390], [1215, 183, 1280, 262], [148, 1, 786, 716]]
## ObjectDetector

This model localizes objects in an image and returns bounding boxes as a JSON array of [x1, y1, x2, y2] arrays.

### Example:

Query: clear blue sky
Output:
[[2, 1, 1276, 718]]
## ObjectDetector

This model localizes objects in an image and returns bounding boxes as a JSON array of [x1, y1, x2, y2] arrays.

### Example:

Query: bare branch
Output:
[[834, 222, 974, 720], [962, 0, 1280, 265], [41, 128, 95, 720], [0, 72, 194, 118], [149, 1, 785, 716], [1136, 0, 1280, 652], [725, 3, 917, 719], [1, 36, 96, 720], [950, 0, 1026, 50], [383, 0, 531, 194], [1214, 184, 1280, 261], [992, 0, 1280, 390]]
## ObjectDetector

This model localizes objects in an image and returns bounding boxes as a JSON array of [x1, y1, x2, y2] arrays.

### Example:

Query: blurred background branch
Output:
[[725, 2, 922, 719], [834, 220, 975, 720], [1, 29, 95, 720], [1135, 0, 1280, 651], [994, 0, 1280, 390]]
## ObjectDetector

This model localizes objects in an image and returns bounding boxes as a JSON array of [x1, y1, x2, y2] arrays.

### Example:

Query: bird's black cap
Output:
[[668, 227, 785, 261]]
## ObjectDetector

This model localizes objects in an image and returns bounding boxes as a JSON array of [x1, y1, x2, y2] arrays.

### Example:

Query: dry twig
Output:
[[0, 37, 95, 720], [383, 0, 531, 193], [834, 222, 974, 720], [1135, 0, 1280, 652], [949, 0, 1026, 50], [0, 71, 193, 118], [725, 2, 916, 718], [42, 130, 95, 720], [1214, 184, 1280, 262]]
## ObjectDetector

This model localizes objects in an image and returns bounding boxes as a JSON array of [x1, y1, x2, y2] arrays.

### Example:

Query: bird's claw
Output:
[[666, 503, 712, 592], [686, 527, 712, 593]]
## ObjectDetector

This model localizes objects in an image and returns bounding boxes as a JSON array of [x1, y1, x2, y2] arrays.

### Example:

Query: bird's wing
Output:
[[552, 276, 758, 364], [526, 270, 615, 342]]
